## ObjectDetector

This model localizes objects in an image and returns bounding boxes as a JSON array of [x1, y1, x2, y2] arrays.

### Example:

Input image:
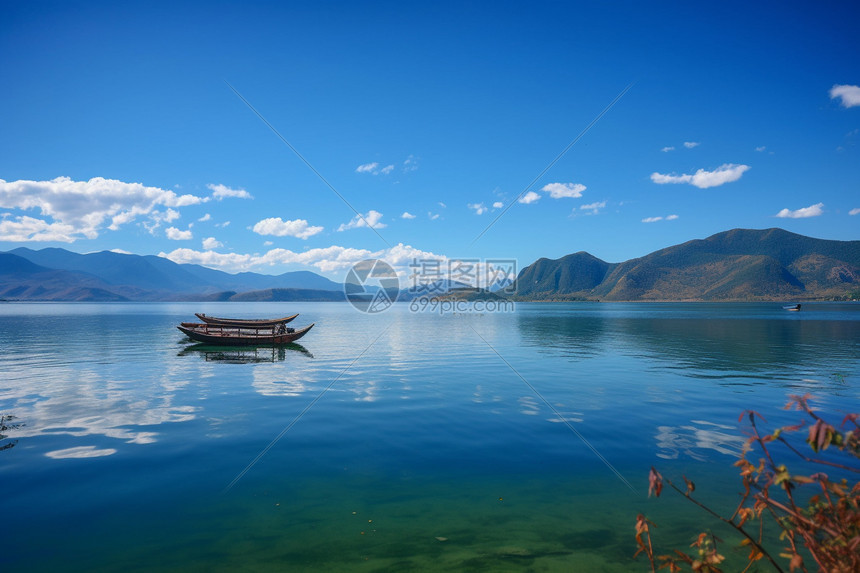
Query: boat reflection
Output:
[[178, 342, 313, 363], [1, 414, 21, 452]]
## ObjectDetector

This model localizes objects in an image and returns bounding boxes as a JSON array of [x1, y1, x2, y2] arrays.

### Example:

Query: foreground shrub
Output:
[[635, 394, 859, 572]]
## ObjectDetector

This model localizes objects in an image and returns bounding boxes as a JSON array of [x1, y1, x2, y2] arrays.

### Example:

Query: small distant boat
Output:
[[783, 304, 801, 312], [177, 322, 314, 346], [194, 313, 299, 327]]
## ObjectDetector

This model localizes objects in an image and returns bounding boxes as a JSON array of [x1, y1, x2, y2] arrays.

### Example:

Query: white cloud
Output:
[[166, 227, 193, 240], [580, 201, 606, 214], [541, 182, 586, 199], [355, 162, 379, 173], [206, 183, 253, 200], [403, 155, 418, 172], [198, 213, 211, 222], [401, 211, 416, 219], [849, 208, 860, 216], [202, 237, 222, 250], [337, 210, 386, 231], [160, 243, 518, 283], [161, 249, 257, 271], [642, 214, 678, 223], [142, 208, 181, 235], [438, 202, 447, 208], [252, 217, 324, 239], [650, 163, 750, 189], [684, 141, 700, 148], [830, 84, 860, 108], [0, 214, 77, 242], [154, 208, 181, 224], [755, 146, 767, 152], [355, 162, 395, 175], [661, 146, 675, 152], [775, 203, 824, 219], [518, 191, 541, 204], [162, 244, 378, 273], [0, 176, 206, 241], [492, 201, 504, 209], [428, 212, 440, 220], [468, 202, 487, 215]]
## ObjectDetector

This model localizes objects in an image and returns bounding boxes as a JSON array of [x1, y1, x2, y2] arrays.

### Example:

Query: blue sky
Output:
[[1, 1, 858, 280]]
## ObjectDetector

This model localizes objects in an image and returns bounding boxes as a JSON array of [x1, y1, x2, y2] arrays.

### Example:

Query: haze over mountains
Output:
[[1, 228, 858, 302]]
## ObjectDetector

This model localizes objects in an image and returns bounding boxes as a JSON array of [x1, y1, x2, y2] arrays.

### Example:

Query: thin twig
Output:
[[777, 436, 860, 474], [663, 478, 786, 573]]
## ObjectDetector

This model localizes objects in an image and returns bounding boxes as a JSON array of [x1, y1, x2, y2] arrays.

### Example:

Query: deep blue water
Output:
[[0, 302, 858, 571]]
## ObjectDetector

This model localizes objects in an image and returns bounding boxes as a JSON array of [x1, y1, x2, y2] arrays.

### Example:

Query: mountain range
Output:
[[0, 247, 343, 302], [1, 228, 858, 302], [513, 228, 860, 301]]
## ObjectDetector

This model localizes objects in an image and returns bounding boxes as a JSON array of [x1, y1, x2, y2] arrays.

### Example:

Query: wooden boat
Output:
[[783, 304, 801, 312], [177, 322, 314, 346], [194, 313, 299, 327]]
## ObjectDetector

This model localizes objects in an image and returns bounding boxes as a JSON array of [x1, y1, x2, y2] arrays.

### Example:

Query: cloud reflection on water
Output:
[[0, 313, 208, 456], [655, 420, 745, 461], [4, 361, 199, 449], [252, 365, 312, 397], [45, 446, 118, 459]]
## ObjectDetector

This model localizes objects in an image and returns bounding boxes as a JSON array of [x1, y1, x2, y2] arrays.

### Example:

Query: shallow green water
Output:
[[1, 302, 857, 571]]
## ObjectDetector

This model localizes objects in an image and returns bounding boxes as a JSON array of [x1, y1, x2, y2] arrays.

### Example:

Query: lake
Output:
[[1, 302, 858, 572]]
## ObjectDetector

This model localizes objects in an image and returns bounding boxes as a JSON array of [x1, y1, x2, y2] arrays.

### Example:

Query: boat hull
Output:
[[194, 313, 299, 327], [177, 323, 314, 345]]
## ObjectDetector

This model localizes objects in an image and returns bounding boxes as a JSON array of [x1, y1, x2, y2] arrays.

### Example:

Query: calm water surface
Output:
[[1, 302, 858, 571]]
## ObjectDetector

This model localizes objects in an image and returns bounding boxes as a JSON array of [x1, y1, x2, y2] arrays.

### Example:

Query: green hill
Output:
[[513, 228, 859, 301], [515, 252, 612, 299]]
